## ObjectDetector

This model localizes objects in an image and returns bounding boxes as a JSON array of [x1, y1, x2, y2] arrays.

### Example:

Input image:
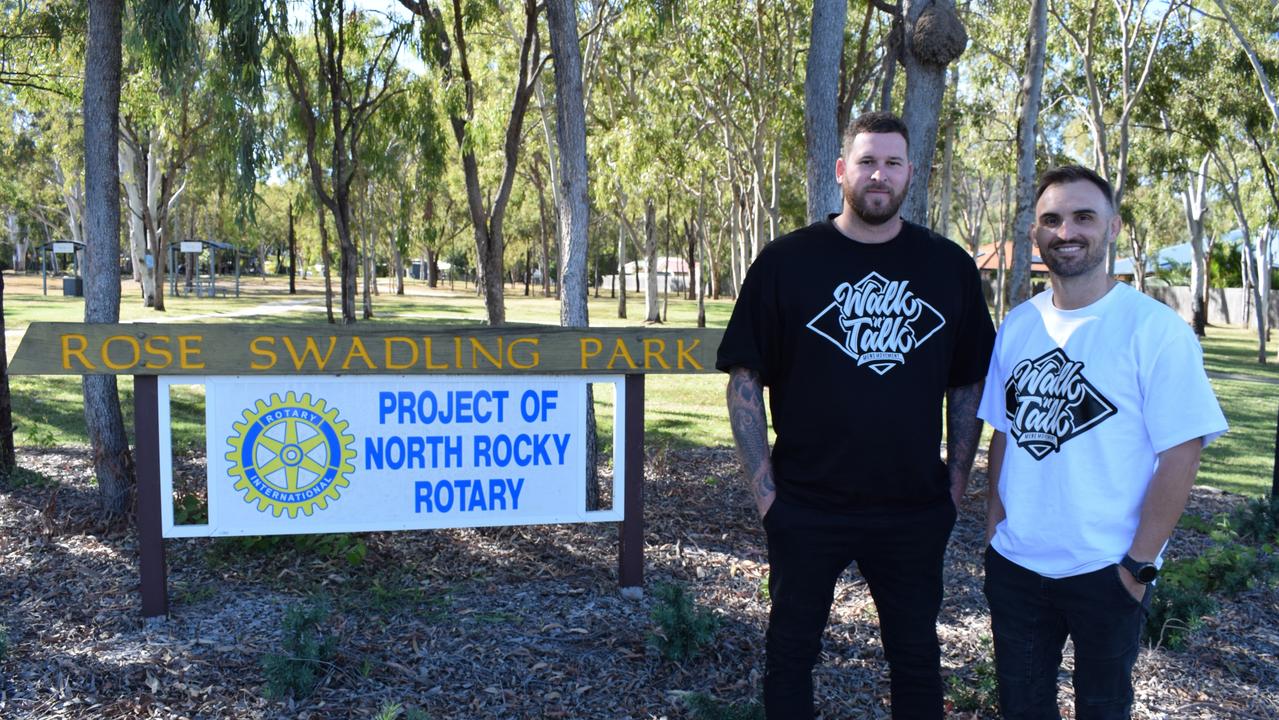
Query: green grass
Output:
[[3, 273, 1275, 496], [1198, 325, 1279, 381]]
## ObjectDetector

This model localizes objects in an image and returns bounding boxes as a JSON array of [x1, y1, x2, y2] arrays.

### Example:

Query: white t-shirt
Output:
[[977, 283, 1228, 578]]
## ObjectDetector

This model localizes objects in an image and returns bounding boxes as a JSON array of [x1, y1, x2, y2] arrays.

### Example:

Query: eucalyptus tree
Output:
[[268, 0, 409, 325], [892, 0, 968, 224], [1050, 0, 1184, 270], [545, 0, 590, 329], [1009, 0, 1048, 308], [397, 0, 546, 326], [674, 0, 806, 289], [804, 0, 847, 222], [82, 0, 134, 520]]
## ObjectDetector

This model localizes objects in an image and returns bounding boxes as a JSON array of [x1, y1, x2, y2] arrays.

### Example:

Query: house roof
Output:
[[972, 241, 1050, 273]]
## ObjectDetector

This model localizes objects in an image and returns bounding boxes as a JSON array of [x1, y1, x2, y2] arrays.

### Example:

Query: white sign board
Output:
[[52, 242, 75, 254], [160, 375, 623, 537], [180, 241, 203, 253]]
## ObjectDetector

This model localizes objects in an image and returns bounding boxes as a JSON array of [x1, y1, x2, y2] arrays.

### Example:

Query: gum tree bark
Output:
[[1010, 0, 1048, 308], [804, 0, 847, 222], [83, 0, 135, 520]]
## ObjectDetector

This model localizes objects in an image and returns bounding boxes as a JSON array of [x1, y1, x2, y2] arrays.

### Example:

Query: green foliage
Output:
[[375, 703, 431, 720], [681, 691, 764, 720], [1145, 575, 1217, 651], [260, 601, 338, 699], [1147, 524, 1279, 649], [208, 533, 368, 568], [1226, 495, 1279, 544], [946, 637, 999, 714], [1209, 242, 1243, 288], [649, 581, 719, 662], [173, 492, 208, 525]]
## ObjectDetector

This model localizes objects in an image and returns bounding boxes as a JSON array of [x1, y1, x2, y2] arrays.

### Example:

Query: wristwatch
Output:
[[1120, 554, 1158, 584]]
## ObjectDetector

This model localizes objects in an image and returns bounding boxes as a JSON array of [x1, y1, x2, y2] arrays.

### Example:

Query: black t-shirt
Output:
[[716, 217, 995, 510]]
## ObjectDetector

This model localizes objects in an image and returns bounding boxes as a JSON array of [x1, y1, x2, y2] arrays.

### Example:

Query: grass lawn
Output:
[[4, 272, 1275, 497]]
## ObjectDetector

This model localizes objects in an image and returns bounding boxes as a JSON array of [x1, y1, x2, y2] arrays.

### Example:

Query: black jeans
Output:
[[762, 496, 956, 720], [983, 546, 1150, 720]]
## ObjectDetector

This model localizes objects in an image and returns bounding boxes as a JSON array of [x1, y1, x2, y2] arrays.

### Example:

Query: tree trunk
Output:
[[900, 0, 965, 225], [547, 0, 590, 331], [317, 203, 336, 324], [1184, 154, 1210, 336], [83, 0, 135, 522], [288, 199, 297, 294], [804, 0, 847, 223], [0, 270, 16, 480], [617, 217, 627, 319], [1010, 0, 1047, 308], [643, 199, 660, 323]]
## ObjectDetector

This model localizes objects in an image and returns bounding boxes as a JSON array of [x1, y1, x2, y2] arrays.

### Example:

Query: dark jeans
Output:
[[762, 496, 956, 720], [983, 546, 1151, 720]]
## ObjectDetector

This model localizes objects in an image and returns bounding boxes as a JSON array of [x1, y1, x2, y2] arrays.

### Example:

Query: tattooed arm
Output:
[[727, 367, 776, 520], [946, 380, 985, 507]]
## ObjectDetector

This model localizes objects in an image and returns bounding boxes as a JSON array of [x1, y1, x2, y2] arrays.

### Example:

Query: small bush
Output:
[[946, 636, 999, 714], [1145, 577, 1217, 650], [681, 691, 764, 720], [1226, 495, 1279, 544], [649, 581, 720, 662], [208, 533, 367, 567], [261, 602, 338, 699]]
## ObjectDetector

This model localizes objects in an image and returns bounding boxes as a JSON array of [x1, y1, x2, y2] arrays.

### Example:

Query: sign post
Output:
[[12, 323, 720, 617]]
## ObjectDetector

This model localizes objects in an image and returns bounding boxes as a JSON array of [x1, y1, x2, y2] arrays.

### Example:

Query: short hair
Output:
[[1034, 165, 1116, 211], [842, 111, 910, 155]]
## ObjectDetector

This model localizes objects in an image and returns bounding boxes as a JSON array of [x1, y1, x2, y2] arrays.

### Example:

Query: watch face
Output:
[[1136, 564, 1158, 583]]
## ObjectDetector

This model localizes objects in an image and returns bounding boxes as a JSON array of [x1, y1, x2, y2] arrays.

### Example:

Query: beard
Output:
[[1039, 234, 1110, 278], [846, 181, 906, 226]]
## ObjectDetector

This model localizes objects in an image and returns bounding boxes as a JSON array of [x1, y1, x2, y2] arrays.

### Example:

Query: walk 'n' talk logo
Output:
[[806, 272, 945, 375], [1004, 348, 1116, 460]]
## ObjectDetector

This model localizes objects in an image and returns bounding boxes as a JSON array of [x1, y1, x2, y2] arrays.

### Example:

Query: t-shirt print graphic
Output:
[[1003, 348, 1117, 460], [806, 272, 946, 375]]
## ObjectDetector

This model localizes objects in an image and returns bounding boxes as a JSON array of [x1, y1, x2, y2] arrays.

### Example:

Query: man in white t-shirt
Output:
[[977, 165, 1228, 720]]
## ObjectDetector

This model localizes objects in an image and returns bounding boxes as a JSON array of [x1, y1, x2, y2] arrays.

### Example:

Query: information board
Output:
[[161, 375, 624, 537]]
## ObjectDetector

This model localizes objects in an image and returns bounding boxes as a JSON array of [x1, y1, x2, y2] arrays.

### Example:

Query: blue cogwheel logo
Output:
[[226, 391, 357, 518]]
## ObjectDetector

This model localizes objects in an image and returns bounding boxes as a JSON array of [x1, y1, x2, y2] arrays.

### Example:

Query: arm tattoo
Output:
[[946, 380, 985, 480], [727, 367, 775, 507]]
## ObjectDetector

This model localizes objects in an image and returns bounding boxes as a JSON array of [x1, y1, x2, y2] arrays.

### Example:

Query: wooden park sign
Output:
[[11, 323, 723, 617]]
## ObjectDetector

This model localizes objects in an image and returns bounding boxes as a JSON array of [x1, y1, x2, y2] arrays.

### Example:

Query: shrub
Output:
[[649, 581, 720, 662], [946, 636, 999, 714], [261, 602, 338, 699], [681, 692, 764, 720], [1226, 495, 1279, 545]]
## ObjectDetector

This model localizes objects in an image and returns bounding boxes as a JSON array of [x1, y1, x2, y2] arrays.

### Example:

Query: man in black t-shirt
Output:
[[718, 111, 995, 719]]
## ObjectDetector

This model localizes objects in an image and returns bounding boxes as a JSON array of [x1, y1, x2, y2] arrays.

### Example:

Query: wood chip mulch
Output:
[[0, 445, 1276, 719]]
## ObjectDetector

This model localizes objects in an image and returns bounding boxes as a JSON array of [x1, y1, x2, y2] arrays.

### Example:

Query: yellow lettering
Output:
[[283, 336, 338, 370], [453, 336, 462, 368], [642, 338, 670, 369], [101, 335, 141, 370], [607, 338, 639, 370], [61, 334, 95, 370], [579, 338, 603, 369], [142, 336, 173, 369], [384, 337, 418, 370], [423, 338, 450, 369], [676, 338, 703, 370], [177, 335, 205, 369], [249, 337, 277, 370], [507, 337, 539, 370], [342, 337, 376, 370], [469, 337, 502, 369]]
